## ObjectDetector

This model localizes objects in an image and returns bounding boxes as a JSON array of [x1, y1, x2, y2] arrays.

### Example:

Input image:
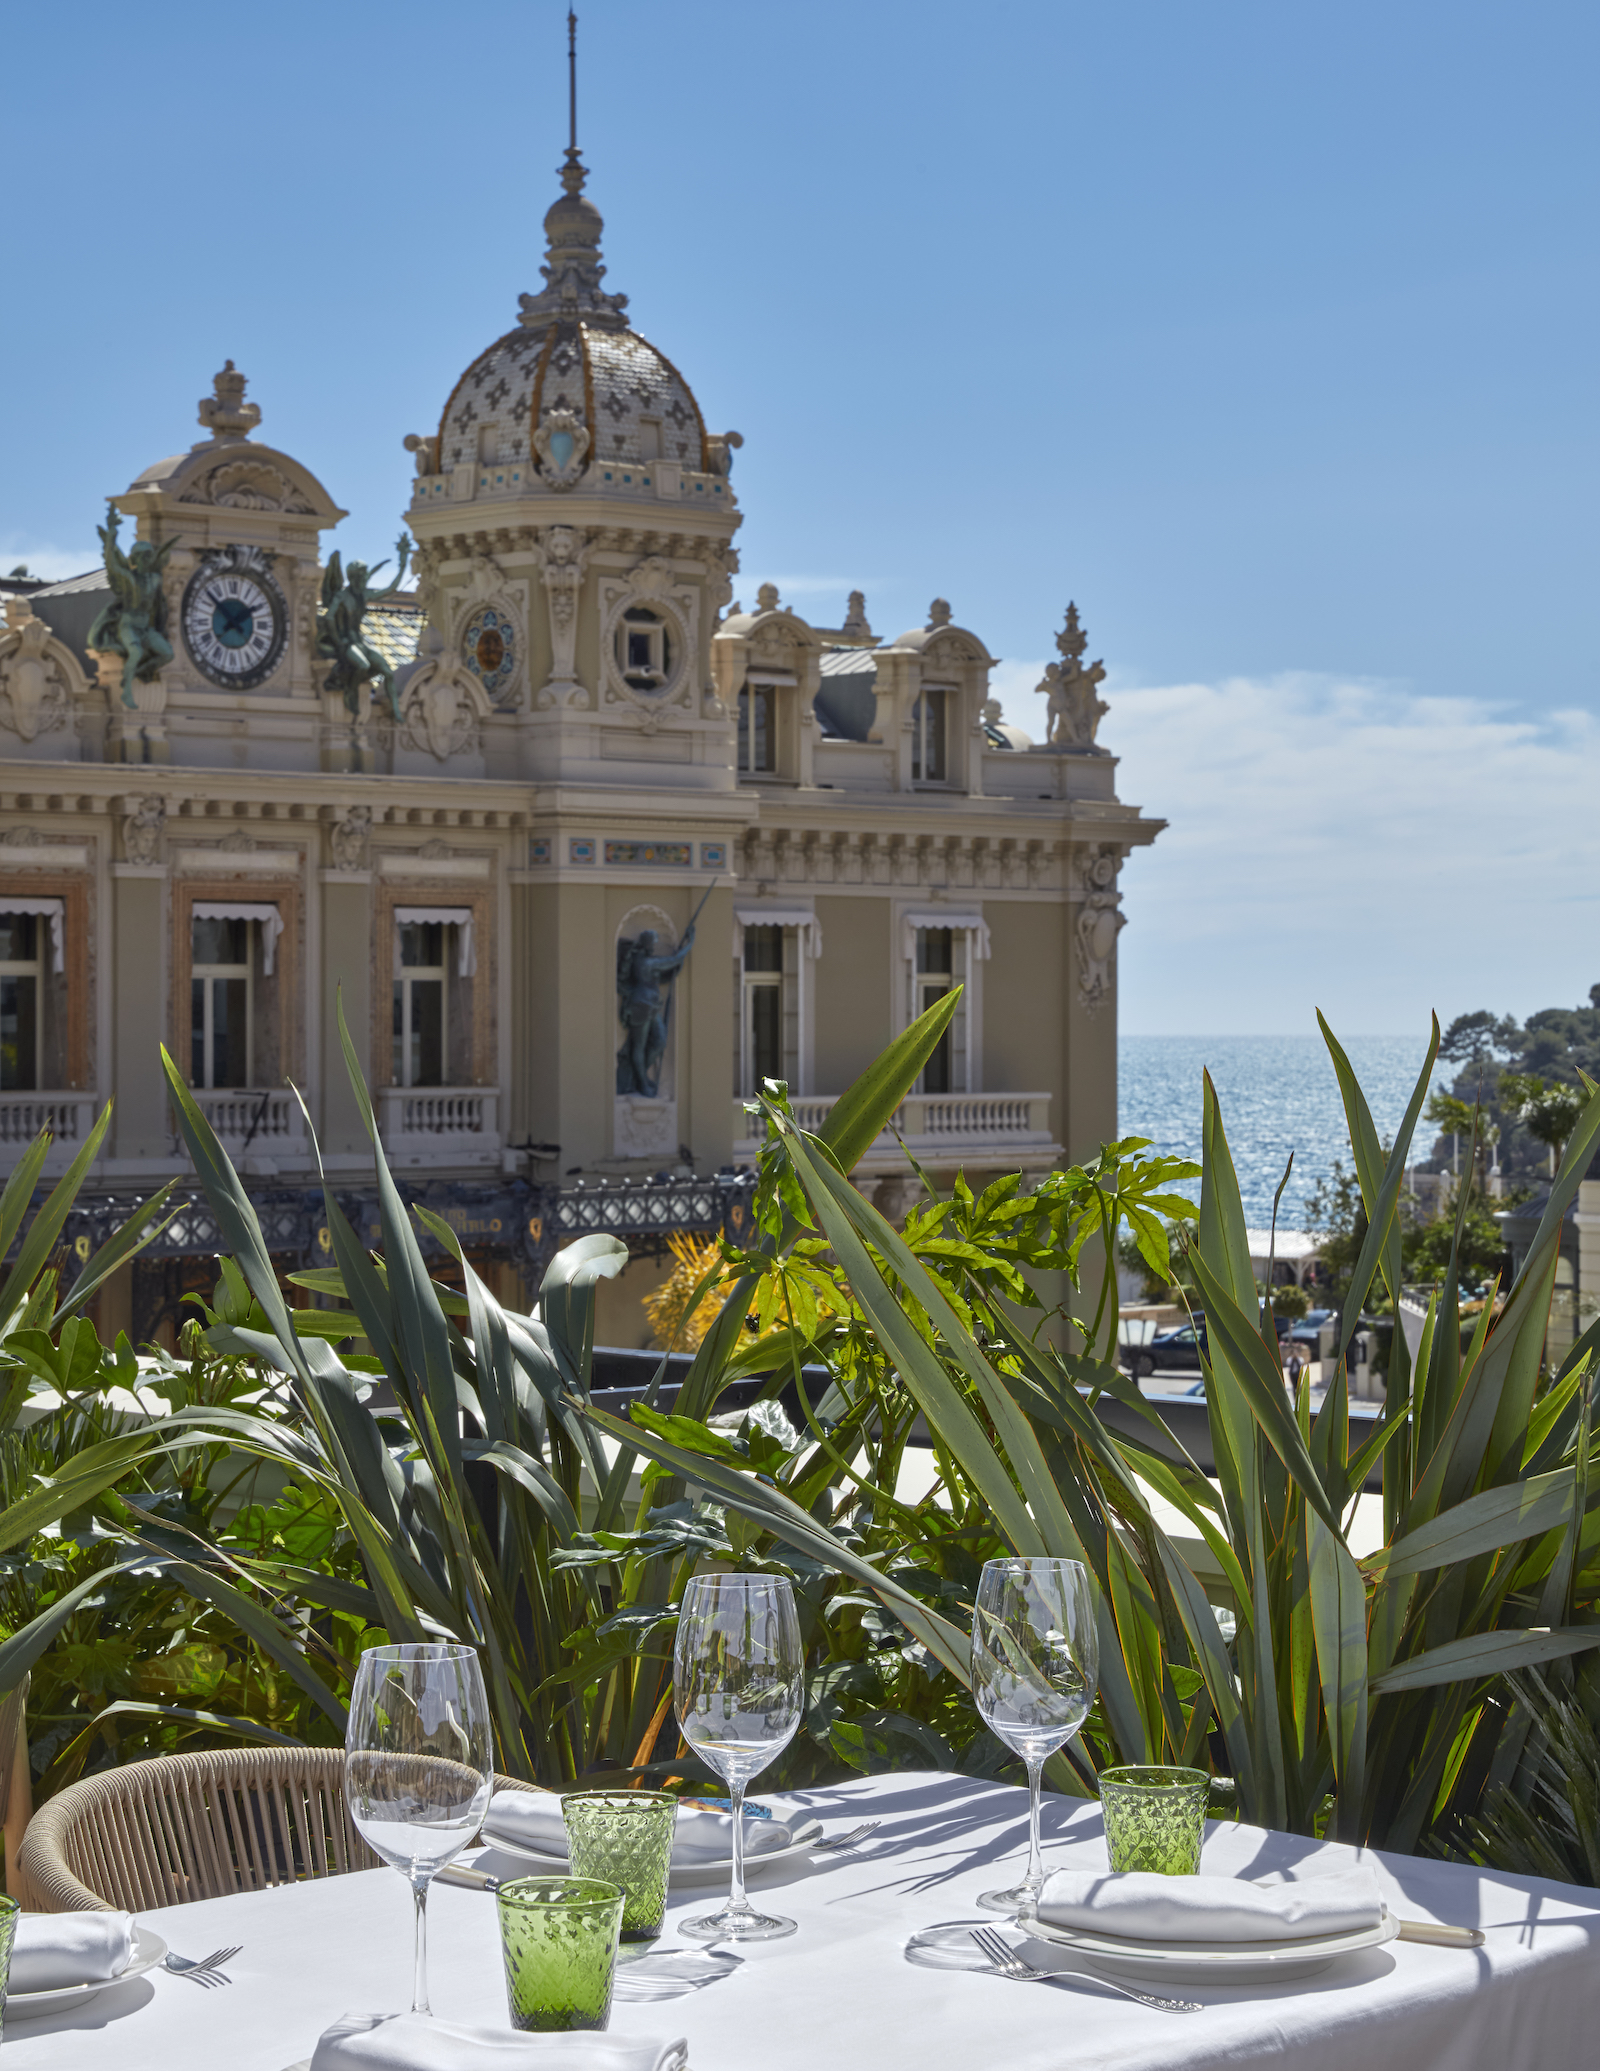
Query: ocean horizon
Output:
[[1118, 1033, 1448, 1231]]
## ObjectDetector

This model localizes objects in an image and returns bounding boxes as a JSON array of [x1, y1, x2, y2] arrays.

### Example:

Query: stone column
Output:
[[110, 865, 169, 1162]]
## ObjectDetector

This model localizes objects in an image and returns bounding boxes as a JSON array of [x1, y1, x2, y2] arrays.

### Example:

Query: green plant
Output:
[[595, 1018, 1600, 1854], [125, 993, 967, 1785]]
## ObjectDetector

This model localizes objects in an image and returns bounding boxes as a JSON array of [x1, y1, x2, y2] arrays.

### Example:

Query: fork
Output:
[[970, 1927, 1202, 2014], [164, 1945, 241, 1987], [809, 1820, 881, 1854]]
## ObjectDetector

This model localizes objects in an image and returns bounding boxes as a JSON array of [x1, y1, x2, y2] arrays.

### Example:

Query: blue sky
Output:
[[3, 1, 1594, 1035]]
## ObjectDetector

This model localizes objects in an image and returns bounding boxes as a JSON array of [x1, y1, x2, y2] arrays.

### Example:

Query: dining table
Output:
[[7, 1767, 1600, 2071]]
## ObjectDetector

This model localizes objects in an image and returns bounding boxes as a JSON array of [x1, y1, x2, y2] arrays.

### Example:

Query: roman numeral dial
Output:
[[181, 552, 288, 689]]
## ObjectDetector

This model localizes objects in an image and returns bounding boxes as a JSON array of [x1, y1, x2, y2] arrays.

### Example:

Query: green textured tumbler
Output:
[[562, 1789, 679, 1943], [1099, 1765, 1209, 1875], [496, 1876, 623, 2032]]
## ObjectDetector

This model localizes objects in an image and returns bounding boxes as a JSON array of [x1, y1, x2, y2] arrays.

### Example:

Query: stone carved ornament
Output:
[[533, 407, 591, 490], [0, 600, 79, 742], [122, 795, 166, 865], [398, 658, 490, 761], [1038, 602, 1109, 750], [531, 526, 590, 704], [1074, 844, 1125, 1015], [329, 806, 372, 870]]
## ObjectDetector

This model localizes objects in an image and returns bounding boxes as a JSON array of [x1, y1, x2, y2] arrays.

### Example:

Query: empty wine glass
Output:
[[345, 1642, 494, 2014], [971, 1557, 1098, 1917], [673, 1573, 804, 1942]]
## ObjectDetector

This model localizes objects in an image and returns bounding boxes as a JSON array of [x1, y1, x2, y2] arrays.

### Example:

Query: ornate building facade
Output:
[[0, 137, 1164, 1344]]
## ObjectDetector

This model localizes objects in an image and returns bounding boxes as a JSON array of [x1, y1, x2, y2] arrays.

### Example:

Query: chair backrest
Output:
[[17, 1747, 544, 1913]]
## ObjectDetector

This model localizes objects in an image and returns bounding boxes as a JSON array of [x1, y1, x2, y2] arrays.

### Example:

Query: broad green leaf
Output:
[[1370, 1471, 1575, 1579], [1307, 1510, 1367, 1840]]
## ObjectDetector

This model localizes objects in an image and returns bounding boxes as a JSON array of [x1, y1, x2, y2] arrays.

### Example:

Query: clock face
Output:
[[182, 557, 287, 688]]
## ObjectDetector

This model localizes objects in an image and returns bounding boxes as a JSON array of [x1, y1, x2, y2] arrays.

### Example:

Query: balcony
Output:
[[377, 1087, 502, 1170], [732, 1091, 1059, 1175], [0, 1091, 100, 1171], [193, 1089, 309, 1175]]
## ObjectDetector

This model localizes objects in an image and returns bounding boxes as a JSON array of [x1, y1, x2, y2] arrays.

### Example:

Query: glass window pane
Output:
[[922, 1020, 952, 1095], [411, 978, 444, 1085], [399, 922, 444, 969], [214, 977, 250, 1087], [192, 976, 207, 1085], [750, 981, 782, 1084], [1, 974, 37, 1091], [392, 982, 405, 1084], [916, 928, 953, 974], [193, 916, 248, 965], [744, 926, 783, 973], [0, 913, 37, 963]]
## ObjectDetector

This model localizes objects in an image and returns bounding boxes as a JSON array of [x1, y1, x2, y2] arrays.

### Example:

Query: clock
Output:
[[182, 548, 287, 689]]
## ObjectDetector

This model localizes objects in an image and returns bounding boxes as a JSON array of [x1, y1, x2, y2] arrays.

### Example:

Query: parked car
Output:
[[1123, 1310, 1290, 1381]]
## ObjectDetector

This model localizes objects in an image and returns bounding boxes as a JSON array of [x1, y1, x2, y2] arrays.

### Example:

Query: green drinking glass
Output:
[[1100, 1765, 1210, 1875], [561, 1790, 679, 1943], [496, 1877, 624, 2032], [0, 1893, 17, 2042]]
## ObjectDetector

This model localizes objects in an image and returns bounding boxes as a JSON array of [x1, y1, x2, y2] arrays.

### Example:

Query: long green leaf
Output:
[[0, 1428, 157, 1550], [1306, 1510, 1367, 1839], [1370, 1471, 1575, 1579], [816, 989, 960, 1174], [0, 1101, 113, 1323], [1369, 1626, 1600, 1696]]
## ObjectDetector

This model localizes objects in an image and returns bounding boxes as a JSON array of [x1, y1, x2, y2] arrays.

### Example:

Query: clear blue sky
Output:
[[3, 1, 1594, 1036]]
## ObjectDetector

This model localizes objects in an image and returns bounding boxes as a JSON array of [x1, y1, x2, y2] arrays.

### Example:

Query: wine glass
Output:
[[971, 1557, 1098, 1916], [345, 1642, 494, 2014], [673, 1573, 804, 1942]]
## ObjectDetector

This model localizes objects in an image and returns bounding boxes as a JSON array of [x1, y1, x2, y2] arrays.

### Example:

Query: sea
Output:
[[1118, 1035, 1449, 1231]]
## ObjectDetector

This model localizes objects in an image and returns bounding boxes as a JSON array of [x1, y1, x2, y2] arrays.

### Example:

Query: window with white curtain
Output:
[[191, 914, 253, 1089], [733, 909, 816, 1098], [394, 921, 448, 1087]]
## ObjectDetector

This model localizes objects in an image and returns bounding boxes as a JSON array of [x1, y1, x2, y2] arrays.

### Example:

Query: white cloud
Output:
[[1068, 671, 1600, 1035], [0, 539, 98, 583]]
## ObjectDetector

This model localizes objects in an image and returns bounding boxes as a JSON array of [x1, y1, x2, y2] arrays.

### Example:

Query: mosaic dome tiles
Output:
[[437, 321, 706, 483]]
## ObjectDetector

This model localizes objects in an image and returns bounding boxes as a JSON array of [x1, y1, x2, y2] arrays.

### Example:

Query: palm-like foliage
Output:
[[595, 1021, 1600, 1849], [129, 996, 962, 1782]]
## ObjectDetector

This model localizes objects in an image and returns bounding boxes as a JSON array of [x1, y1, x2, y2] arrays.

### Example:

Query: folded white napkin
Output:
[[7, 1910, 136, 1993], [310, 2013, 687, 2071], [1037, 1865, 1385, 1944], [481, 1790, 792, 1867]]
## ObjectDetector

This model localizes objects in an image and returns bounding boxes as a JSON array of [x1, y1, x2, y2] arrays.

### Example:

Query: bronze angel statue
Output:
[[316, 534, 412, 715], [87, 504, 179, 708]]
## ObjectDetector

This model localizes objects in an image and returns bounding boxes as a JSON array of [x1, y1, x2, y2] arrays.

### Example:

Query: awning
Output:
[[192, 900, 283, 977], [394, 905, 476, 976], [901, 908, 991, 961], [734, 905, 822, 958]]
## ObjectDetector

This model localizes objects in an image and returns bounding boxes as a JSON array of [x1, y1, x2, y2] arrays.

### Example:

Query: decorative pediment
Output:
[[179, 459, 316, 514]]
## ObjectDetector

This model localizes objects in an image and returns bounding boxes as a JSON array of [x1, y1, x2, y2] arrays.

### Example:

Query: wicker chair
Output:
[[16, 1747, 546, 1913]]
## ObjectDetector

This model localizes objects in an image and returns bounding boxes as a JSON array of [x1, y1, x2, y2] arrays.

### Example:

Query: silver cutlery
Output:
[[809, 1820, 881, 1854], [969, 1927, 1202, 2014], [1396, 1919, 1485, 1947], [164, 1944, 241, 1987]]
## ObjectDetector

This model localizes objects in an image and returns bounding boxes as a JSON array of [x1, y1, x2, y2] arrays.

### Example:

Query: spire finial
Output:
[[568, 10, 578, 157]]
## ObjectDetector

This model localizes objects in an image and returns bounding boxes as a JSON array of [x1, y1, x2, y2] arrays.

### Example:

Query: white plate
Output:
[[480, 1814, 825, 1885], [1025, 1908, 1400, 1985], [4, 1923, 169, 2018]]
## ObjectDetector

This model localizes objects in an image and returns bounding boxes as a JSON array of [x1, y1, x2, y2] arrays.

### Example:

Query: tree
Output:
[[1499, 1072, 1589, 1178], [1439, 1011, 1519, 1070]]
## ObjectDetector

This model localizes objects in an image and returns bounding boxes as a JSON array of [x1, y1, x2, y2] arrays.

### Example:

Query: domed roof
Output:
[[434, 152, 708, 482]]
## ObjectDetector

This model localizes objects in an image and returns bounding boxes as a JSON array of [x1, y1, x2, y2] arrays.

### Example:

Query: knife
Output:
[[1397, 1919, 1485, 1946], [437, 1862, 502, 1894]]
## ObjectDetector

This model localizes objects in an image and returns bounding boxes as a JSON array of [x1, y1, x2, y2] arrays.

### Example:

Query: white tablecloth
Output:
[[7, 1769, 1600, 2071]]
